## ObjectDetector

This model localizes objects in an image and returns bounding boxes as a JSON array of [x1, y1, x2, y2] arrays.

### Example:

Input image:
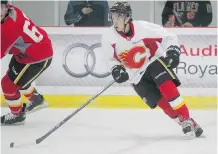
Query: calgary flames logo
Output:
[[119, 46, 147, 69]]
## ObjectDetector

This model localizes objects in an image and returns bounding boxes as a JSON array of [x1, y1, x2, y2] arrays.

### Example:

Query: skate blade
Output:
[[185, 131, 196, 139], [26, 102, 49, 114], [195, 127, 204, 138], [1, 121, 25, 126]]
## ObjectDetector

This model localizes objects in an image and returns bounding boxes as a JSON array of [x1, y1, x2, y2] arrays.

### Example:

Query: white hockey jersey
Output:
[[101, 20, 179, 84]]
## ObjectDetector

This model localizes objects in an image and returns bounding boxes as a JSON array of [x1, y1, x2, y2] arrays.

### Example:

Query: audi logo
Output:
[[62, 43, 111, 78]]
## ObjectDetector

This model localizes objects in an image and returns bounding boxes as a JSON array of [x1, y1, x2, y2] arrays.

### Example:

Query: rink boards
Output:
[[0, 93, 217, 110], [0, 28, 217, 110]]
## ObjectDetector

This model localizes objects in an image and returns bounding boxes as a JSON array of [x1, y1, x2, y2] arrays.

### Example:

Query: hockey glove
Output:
[[111, 65, 129, 83], [164, 45, 181, 69]]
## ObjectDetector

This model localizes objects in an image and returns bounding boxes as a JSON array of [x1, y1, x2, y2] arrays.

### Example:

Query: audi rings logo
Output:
[[62, 43, 111, 78]]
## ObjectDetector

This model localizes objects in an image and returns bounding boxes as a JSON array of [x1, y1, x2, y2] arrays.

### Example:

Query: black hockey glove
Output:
[[164, 45, 181, 69], [111, 65, 129, 83]]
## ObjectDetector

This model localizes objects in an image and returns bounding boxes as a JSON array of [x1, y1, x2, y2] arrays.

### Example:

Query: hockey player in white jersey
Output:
[[102, 2, 203, 138]]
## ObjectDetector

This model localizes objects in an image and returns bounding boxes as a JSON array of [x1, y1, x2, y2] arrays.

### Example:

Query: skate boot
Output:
[[1, 104, 26, 125], [191, 118, 203, 137], [181, 118, 195, 138], [174, 117, 203, 138], [25, 89, 47, 113]]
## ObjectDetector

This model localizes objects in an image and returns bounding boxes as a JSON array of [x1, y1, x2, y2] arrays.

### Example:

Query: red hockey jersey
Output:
[[1, 5, 53, 64]]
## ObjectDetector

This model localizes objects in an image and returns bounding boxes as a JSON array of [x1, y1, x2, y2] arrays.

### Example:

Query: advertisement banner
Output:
[[0, 32, 217, 96], [35, 34, 217, 88]]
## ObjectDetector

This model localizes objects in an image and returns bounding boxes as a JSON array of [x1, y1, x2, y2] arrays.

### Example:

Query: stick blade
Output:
[[9, 140, 37, 148]]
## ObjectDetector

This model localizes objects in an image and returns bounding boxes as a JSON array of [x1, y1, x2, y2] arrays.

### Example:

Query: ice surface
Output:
[[1, 108, 217, 154]]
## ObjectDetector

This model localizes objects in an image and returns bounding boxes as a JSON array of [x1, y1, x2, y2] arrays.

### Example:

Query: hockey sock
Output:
[[1, 75, 22, 115], [19, 84, 35, 100], [157, 97, 178, 118], [159, 80, 190, 121]]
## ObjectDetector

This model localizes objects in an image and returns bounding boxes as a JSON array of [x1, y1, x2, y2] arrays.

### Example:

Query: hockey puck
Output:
[[10, 142, 14, 148]]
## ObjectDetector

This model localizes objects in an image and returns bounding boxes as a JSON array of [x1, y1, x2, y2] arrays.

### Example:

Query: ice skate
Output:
[[1, 104, 26, 125], [174, 116, 203, 138], [181, 118, 196, 138], [25, 89, 48, 114], [191, 118, 203, 137]]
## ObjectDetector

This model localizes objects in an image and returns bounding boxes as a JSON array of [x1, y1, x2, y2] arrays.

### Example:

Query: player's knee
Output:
[[1, 75, 18, 95], [159, 80, 185, 110], [159, 80, 180, 100]]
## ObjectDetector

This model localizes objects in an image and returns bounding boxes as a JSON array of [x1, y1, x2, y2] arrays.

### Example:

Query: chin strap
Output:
[[123, 23, 128, 33], [123, 16, 132, 34]]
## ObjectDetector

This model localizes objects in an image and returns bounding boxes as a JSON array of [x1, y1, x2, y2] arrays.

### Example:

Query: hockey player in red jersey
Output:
[[102, 2, 203, 138], [1, 1, 53, 125]]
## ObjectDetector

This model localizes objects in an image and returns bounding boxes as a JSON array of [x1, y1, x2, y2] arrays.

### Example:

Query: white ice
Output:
[[1, 108, 217, 154]]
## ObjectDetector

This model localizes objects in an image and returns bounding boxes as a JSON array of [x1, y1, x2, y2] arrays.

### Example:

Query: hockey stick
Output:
[[10, 80, 115, 148]]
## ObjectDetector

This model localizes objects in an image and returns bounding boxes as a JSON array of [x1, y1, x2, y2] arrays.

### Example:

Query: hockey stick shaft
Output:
[[36, 80, 115, 144], [11, 80, 115, 148]]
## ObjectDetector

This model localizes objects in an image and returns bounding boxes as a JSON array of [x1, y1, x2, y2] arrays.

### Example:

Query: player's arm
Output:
[[1, 32, 20, 59], [101, 35, 129, 83], [156, 25, 181, 69], [1, 42, 13, 59], [64, 1, 85, 26], [158, 26, 181, 69], [142, 21, 181, 69]]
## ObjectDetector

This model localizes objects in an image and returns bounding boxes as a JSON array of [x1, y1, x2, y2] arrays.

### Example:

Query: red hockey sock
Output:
[[8, 101, 22, 115], [157, 97, 178, 118], [19, 85, 35, 100], [175, 104, 190, 122], [1, 75, 22, 115], [159, 80, 190, 121]]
